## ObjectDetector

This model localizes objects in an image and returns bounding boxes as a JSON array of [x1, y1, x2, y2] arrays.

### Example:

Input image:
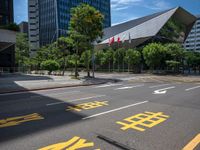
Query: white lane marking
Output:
[[82, 101, 148, 120], [46, 95, 106, 106], [115, 84, 144, 90], [185, 86, 200, 91], [40, 90, 80, 96], [153, 86, 175, 94], [95, 83, 122, 88], [149, 84, 170, 88]]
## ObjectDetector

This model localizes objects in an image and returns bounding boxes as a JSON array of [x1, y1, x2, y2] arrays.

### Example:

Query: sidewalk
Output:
[[0, 73, 118, 94]]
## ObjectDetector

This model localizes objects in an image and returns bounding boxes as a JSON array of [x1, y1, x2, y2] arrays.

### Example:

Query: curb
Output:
[[0, 81, 107, 95]]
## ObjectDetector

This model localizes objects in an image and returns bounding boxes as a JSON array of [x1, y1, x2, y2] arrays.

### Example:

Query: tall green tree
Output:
[[101, 48, 114, 72], [165, 43, 184, 73], [69, 3, 104, 77], [143, 43, 167, 71], [15, 33, 30, 67], [125, 49, 141, 72], [114, 48, 125, 72], [57, 37, 74, 75]]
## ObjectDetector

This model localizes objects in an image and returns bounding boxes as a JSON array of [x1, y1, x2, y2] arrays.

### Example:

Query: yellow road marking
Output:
[[66, 101, 109, 112], [38, 136, 100, 150], [116, 112, 169, 132], [0, 113, 44, 128], [182, 134, 200, 150]]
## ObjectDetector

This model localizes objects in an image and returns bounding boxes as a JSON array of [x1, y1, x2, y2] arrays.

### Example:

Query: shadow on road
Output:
[[0, 74, 87, 142]]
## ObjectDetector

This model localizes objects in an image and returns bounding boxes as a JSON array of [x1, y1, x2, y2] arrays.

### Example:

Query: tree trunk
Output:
[[75, 48, 79, 78], [109, 61, 111, 72], [87, 61, 90, 77], [62, 55, 66, 76], [123, 59, 125, 72], [128, 63, 130, 73]]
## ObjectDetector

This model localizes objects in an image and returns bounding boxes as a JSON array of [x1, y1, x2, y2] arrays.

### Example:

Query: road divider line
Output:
[[95, 84, 122, 88], [46, 95, 106, 106], [149, 84, 170, 88], [185, 86, 200, 91], [114, 84, 144, 90], [82, 101, 148, 120]]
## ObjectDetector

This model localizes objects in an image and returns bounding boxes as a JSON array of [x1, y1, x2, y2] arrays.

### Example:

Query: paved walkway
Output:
[[0, 73, 118, 94]]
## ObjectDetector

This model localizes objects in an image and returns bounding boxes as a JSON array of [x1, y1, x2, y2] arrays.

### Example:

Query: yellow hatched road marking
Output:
[[0, 113, 44, 128], [116, 111, 169, 132], [38, 136, 100, 150], [66, 101, 109, 112], [182, 134, 200, 150]]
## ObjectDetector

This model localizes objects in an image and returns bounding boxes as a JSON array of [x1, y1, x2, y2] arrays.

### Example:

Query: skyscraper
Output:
[[0, 0, 14, 25], [184, 15, 200, 52], [28, 0, 111, 55]]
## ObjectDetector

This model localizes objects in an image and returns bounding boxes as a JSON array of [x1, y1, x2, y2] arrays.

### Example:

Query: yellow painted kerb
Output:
[[182, 134, 200, 150]]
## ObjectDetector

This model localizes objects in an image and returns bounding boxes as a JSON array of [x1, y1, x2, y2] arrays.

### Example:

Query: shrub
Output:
[[41, 60, 60, 75]]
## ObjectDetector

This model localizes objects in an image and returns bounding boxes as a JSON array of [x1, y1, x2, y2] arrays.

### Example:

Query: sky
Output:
[[14, 0, 200, 26]]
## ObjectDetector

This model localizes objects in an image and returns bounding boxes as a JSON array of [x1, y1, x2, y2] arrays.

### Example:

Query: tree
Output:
[[34, 43, 60, 68], [125, 49, 141, 72], [143, 43, 167, 71], [69, 3, 104, 77], [114, 48, 125, 72], [185, 51, 198, 74], [0, 23, 20, 31], [41, 60, 60, 75], [101, 48, 114, 72], [15, 33, 30, 68], [57, 37, 74, 75], [95, 50, 104, 68], [166, 60, 180, 73], [165, 43, 184, 73], [81, 50, 92, 77]]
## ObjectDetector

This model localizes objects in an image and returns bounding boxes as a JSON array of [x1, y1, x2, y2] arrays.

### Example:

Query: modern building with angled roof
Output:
[[97, 7, 196, 50]]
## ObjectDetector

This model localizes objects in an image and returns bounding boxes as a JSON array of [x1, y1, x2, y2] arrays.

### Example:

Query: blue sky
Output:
[[14, 0, 200, 25]]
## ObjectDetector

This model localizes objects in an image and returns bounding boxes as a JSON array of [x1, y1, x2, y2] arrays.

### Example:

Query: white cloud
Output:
[[111, 0, 171, 11], [111, 0, 143, 11], [144, 0, 171, 11], [112, 15, 138, 26]]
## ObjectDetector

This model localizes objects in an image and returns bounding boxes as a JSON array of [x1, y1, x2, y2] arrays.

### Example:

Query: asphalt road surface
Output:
[[0, 79, 200, 150]]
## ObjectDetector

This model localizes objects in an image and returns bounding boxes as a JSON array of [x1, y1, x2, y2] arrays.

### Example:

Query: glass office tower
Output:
[[29, 0, 111, 53], [0, 0, 14, 25], [184, 15, 200, 52]]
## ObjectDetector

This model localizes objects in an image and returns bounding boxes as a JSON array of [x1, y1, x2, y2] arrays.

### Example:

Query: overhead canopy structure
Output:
[[96, 7, 196, 49], [0, 29, 16, 72]]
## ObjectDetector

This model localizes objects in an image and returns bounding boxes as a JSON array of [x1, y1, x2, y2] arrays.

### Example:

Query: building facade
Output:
[[19, 21, 29, 35], [0, 0, 13, 25], [97, 7, 196, 50], [184, 15, 200, 52], [0, 0, 15, 72], [28, 0, 111, 55]]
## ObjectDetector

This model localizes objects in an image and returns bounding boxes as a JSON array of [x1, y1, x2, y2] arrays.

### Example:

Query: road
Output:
[[0, 78, 200, 150]]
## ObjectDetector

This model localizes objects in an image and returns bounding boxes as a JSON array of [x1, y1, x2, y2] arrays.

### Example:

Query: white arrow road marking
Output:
[[153, 86, 175, 95], [115, 84, 144, 90], [185, 86, 200, 91]]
